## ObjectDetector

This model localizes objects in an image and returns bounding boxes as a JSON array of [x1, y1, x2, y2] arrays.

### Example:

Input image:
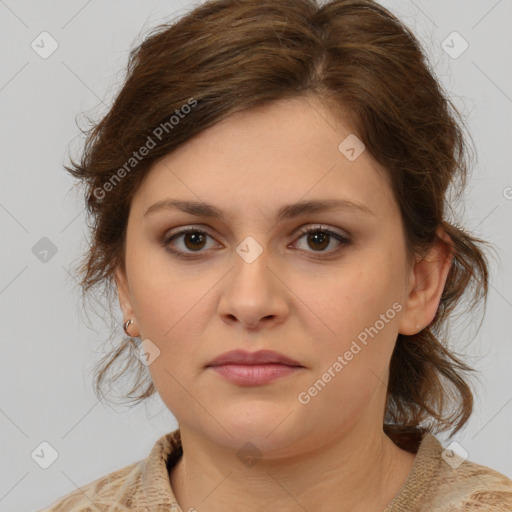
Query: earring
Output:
[[123, 319, 135, 337]]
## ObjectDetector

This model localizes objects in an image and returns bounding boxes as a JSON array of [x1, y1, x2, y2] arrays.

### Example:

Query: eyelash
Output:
[[161, 225, 351, 259]]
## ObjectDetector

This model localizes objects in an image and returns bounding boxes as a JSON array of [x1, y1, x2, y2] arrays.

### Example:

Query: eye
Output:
[[292, 225, 351, 254], [161, 224, 351, 258], [162, 227, 218, 256]]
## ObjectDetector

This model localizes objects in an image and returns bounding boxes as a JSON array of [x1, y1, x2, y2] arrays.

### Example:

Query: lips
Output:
[[205, 349, 304, 368]]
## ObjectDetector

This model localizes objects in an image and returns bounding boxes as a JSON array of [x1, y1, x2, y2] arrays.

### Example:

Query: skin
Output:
[[115, 96, 453, 512]]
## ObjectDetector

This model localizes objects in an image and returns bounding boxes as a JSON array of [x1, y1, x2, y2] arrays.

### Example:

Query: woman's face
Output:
[[115, 96, 425, 456]]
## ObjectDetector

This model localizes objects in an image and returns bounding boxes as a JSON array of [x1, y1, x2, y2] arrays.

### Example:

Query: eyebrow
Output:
[[144, 198, 375, 222]]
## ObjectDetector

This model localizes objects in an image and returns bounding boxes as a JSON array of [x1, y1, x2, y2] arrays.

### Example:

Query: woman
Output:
[[38, 0, 512, 510]]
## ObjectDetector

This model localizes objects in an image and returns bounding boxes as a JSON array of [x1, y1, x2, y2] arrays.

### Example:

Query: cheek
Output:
[[293, 264, 400, 427], [132, 283, 212, 371], [298, 252, 404, 369], [126, 256, 221, 378], [126, 242, 214, 337]]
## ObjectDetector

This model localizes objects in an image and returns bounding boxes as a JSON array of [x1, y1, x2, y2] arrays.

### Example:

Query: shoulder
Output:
[[430, 451, 512, 511], [35, 459, 145, 511], [419, 434, 512, 511], [385, 431, 512, 512], [35, 429, 182, 511]]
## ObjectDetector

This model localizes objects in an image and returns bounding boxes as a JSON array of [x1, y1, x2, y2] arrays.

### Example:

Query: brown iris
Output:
[[307, 231, 329, 251], [183, 232, 207, 251]]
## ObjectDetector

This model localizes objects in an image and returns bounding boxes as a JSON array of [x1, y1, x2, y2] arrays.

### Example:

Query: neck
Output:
[[169, 421, 416, 512]]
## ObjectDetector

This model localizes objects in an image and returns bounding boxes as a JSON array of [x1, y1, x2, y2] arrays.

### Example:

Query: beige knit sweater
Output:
[[37, 428, 512, 511]]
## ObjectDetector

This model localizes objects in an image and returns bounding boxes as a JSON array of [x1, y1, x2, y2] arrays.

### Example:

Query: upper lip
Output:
[[206, 349, 303, 367]]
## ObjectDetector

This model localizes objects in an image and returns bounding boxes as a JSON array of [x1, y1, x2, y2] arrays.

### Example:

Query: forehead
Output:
[[132, 97, 396, 223]]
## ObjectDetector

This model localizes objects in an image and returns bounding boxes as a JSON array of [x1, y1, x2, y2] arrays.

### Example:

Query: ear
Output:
[[114, 264, 138, 334], [398, 226, 454, 335]]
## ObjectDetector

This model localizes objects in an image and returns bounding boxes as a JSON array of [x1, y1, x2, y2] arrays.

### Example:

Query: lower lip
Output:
[[208, 364, 302, 386]]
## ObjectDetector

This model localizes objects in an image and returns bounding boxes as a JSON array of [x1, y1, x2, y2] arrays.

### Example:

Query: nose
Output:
[[217, 247, 290, 331]]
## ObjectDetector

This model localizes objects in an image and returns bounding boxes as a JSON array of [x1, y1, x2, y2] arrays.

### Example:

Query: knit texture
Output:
[[37, 428, 512, 511]]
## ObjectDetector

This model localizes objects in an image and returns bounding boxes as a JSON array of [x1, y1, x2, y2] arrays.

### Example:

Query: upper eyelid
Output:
[[164, 223, 348, 239]]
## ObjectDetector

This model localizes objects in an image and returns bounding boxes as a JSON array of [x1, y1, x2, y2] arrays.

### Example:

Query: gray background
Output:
[[0, 1, 511, 510]]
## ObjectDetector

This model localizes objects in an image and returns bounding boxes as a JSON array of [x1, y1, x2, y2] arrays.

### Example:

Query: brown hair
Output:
[[67, 0, 493, 442]]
